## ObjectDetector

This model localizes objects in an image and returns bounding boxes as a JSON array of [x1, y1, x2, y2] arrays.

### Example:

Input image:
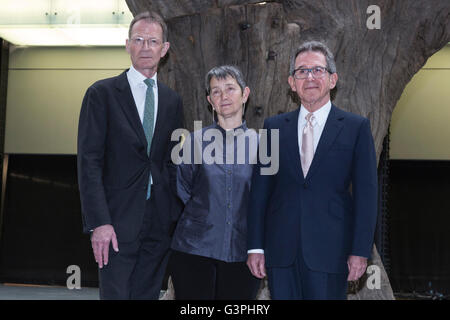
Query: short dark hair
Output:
[[290, 41, 337, 75], [128, 11, 168, 42], [205, 65, 247, 95]]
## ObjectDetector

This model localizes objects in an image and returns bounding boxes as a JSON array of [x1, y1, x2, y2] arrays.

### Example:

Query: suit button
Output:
[[303, 183, 308, 189]]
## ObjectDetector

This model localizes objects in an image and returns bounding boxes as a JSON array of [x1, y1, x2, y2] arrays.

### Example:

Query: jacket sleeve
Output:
[[167, 96, 185, 196], [77, 85, 112, 233], [350, 118, 378, 258], [165, 95, 186, 225], [247, 119, 275, 251]]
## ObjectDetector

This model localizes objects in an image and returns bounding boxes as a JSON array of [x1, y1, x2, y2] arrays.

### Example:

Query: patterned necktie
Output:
[[143, 78, 155, 199], [301, 112, 314, 177]]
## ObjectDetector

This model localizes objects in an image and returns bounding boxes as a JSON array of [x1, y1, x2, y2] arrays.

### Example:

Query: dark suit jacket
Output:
[[247, 105, 378, 274], [77, 70, 184, 243]]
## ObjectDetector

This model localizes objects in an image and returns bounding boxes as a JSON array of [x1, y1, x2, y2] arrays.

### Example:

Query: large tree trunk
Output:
[[126, 0, 450, 300]]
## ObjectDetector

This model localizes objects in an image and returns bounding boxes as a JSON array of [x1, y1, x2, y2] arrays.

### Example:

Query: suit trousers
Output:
[[169, 250, 261, 300], [98, 194, 171, 300], [267, 244, 348, 300]]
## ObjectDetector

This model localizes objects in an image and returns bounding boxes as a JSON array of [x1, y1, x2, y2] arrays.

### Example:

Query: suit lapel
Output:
[[284, 108, 305, 183], [115, 71, 148, 149], [306, 105, 344, 180]]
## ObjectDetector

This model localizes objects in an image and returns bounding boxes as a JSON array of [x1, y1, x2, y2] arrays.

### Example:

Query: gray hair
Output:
[[129, 11, 168, 43], [289, 41, 337, 75], [205, 65, 247, 94]]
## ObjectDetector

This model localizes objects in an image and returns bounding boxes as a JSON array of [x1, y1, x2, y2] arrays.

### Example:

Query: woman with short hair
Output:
[[169, 65, 261, 300]]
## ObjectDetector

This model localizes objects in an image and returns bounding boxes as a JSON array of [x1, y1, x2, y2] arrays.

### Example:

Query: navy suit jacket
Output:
[[247, 105, 378, 274], [77, 70, 184, 243]]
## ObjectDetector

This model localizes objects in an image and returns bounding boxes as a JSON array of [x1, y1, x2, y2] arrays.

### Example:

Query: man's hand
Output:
[[347, 255, 367, 281], [91, 224, 119, 269], [247, 253, 267, 279]]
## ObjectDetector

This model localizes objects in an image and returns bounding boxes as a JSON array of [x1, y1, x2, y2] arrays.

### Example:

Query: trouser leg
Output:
[[267, 249, 347, 300], [98, 240, 139, 300], [169, 250, 216, 300], [128, 231, 171, 300], [215, 260, 261, 300]]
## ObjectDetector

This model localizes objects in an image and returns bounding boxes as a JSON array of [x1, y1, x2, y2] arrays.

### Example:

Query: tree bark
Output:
[[126, 0, 450, 300]]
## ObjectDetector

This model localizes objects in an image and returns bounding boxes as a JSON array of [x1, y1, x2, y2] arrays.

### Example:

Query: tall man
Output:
[[247, 41, 378, 299], [77, 11, 184, 299]]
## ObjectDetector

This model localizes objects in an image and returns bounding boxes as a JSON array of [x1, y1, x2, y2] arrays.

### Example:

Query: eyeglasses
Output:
[[130, 37, 163, 48], [292, 66, 331, 79]]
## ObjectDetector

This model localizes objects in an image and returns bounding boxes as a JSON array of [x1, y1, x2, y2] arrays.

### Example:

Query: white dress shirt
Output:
[[297, 100, 332, 160], [248, 100, 332, 255], [126, 65, 159, 128]]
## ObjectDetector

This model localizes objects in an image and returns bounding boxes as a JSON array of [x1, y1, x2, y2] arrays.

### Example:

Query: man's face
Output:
[[288, 51, 338, 111], [126, 20, 169, 77]]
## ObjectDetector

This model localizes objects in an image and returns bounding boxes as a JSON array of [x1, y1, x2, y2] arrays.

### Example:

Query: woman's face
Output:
[[207, 75, 250, 121]]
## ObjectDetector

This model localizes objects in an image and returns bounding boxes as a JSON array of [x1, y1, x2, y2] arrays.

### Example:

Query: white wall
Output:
[[390, 44, 450, 160], [4, 46, 130, 154]]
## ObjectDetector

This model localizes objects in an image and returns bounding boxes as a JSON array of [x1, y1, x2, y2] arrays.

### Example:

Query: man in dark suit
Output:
[[247, 41, 378, 299], [77, 11, 184, 300]]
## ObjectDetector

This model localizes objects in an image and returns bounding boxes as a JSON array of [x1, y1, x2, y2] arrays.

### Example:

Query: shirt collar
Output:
[[299, 100, 332, 127], [127, 65, 158, 88], [213, 121, 248, 136]]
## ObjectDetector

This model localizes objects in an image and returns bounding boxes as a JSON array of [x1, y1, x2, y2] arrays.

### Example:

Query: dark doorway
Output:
[[388, 160, 450, 299], [0, 154, 98, 287]]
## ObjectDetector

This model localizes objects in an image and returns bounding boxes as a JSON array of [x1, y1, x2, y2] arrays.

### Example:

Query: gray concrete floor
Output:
[[0, 283, 99, 300]]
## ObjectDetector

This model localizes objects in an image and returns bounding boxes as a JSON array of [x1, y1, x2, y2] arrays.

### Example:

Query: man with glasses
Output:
[[78, 11, 184, 299], [247, 41, 378, 299]]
